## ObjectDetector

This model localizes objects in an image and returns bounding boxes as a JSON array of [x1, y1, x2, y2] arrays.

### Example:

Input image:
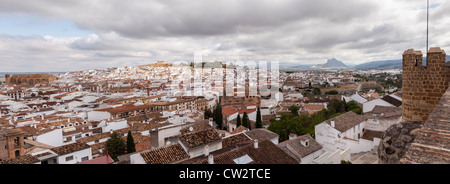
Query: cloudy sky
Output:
[[0, 0, 449, 72]]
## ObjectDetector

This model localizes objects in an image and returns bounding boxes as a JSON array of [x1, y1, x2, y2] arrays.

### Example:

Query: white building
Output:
[[315, 111, 376, 154], [278, 134, 324, 164]]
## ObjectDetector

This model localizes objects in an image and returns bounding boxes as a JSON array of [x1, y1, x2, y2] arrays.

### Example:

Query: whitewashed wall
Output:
[[57, 147, 92, 164], [35, 128, 63, 147]]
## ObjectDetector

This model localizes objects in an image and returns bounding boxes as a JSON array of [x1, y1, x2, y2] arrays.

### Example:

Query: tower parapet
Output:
[[402, 47, 450, 122]]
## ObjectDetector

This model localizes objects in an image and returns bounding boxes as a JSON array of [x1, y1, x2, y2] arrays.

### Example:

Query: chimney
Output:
[[208, 155, 214, 164], [209, 118, 213, 127], [204, 145, 209, 156], [331, 120, 335, 128], [289, 133, 297, 140], [254, 139, 258, 149]]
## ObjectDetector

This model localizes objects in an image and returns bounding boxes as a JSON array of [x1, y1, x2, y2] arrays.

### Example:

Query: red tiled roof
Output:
[[140, 143, 189, 164], [231, 125, 249, 135], [76, 155, 113, 164], [96, 104, 154, 114], [222, 106, 257, 117]]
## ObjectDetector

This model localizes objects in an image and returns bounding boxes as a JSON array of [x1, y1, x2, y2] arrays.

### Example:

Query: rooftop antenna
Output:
[[426, 0, 429, 53]]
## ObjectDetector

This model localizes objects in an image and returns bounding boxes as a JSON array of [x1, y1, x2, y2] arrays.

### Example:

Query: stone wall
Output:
[[377, 121, 423, 164], [401, 47, 450, 122]]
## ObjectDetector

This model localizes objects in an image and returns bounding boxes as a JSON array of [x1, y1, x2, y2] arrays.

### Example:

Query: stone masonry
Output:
[[401, 47, 450, 122]]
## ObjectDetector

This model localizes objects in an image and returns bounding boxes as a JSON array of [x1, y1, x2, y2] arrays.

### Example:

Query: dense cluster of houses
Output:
[[0, 64, 404, 164]]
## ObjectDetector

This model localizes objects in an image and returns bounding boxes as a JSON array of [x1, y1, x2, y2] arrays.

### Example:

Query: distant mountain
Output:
[[322, 58, 347, 68], [354, 55, 450, 70], [354, 59, 402, 70]]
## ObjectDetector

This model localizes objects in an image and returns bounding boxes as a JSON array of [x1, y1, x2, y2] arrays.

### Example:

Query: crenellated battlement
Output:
[[402, 47, 450, 122]]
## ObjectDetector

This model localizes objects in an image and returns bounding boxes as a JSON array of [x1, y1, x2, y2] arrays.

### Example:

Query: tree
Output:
[[268, 113, 303, 142], [236, 114, 242, 127], [255, 107, 263, 128], [289, 105, 299, 116], [313, 88, 321, 95], [328, 99, 346, 114], [204, 108, 212, 119], [340, 160, 352, 164], [212, 104, 223, 129], [105, 131, 126, 161], [126, 131, 136, 154], [346, 100, 362, 114], [242, 112, 249, 129], [325, 90, 339, 95]]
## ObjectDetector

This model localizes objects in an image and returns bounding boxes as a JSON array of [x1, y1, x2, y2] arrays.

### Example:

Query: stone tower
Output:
[[5, 129, 26, 159], [402, 47, 450, 122], [5, 74, 10, 85]]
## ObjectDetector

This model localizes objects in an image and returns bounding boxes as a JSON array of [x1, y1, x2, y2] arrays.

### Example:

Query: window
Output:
[[75, 134, 82, 139], [65, 156, 74, 162], [81, 156, 89, 162]]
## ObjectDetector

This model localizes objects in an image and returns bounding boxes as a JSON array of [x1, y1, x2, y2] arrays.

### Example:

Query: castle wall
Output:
[[402, 47, 450, 122]]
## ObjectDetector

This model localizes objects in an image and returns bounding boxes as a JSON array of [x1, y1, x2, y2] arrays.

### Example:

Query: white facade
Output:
[[87, 111, 111, 121], [35, 128, 64, 147], [315, 120, 376, 154], [101, 119, 128, 133], [312, 147, 351, 164], [57, 147, 92, 164]]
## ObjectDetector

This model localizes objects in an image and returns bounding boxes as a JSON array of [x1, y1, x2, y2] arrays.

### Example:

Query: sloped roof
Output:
[[180, 139, 298, 164], [50, 142, 90, 155], [361, 129, 383, 141], [222, 133, 251, 148], [179, 129, 222, 150], [244, 128, 279, 141], [369, 105, 402, 117], [76, 155, 113, 164], [0, 154, 39, 164], [324, 111, 369, 132], [381, 95, 402, 107], [278, 134, 322, 162], [139, 143, 188, 164]]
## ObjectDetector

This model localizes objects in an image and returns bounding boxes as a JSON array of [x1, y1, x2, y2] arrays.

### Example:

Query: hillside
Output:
[[354, 55, 450, 70], [323, 58, 347, 68]]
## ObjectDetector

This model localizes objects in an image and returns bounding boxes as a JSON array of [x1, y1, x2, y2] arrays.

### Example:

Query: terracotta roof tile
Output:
[[50, 142, 90, 155], [278, 134, 322, 162], [180, 139, 298, 164], [179, 129, 222, 150], [0, 154, 40, 164], [140, 143, 188, 164], [324, 111, 369, 132]]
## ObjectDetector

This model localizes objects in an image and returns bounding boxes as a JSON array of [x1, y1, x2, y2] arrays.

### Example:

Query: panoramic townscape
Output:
[[0, 52, 448, 164], [0, 1, 449, 167]]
